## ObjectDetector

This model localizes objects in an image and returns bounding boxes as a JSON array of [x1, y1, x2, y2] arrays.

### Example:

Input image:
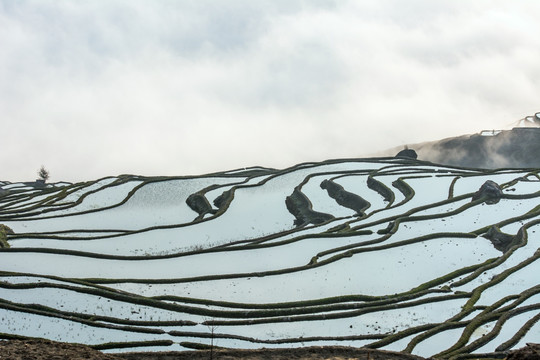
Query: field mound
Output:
[[0, 339, 429, 360], [0, 339, 121, 360], [120, 346, 427, 360], [4, 339, 540, 359]]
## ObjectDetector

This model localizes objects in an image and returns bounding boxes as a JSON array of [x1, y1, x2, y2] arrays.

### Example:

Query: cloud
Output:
[[1, 0, 540, 181]]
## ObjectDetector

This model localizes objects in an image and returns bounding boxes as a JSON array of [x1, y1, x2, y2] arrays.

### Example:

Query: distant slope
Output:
[[385, 127, 540, 169]]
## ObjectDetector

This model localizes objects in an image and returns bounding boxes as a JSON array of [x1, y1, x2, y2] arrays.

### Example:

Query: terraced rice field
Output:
[[1, 158, 539, 358]]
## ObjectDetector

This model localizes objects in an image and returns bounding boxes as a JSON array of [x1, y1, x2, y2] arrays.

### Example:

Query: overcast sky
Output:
[[1, 1, 539, 182]]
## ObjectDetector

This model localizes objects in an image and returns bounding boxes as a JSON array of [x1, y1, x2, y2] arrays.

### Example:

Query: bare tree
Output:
[[204, 318, 218, 360], [37, 166, 50, 182]]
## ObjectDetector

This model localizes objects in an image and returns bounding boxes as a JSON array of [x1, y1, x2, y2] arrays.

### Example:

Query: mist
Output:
[[1, 1, 540, 182]]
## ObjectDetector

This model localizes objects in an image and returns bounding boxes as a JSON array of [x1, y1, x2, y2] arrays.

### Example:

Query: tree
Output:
[[37, 166, 50, 182], [204, 317, 218, 360]]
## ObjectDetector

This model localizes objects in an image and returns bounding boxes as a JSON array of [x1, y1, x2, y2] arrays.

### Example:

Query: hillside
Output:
[[1, 157, 540, 359], [384, 126, 540, 169]]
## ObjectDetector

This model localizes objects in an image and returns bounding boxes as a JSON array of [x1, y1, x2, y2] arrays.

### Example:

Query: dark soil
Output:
[[119, 346, 426, 360], [1, 339, 539, 360], [0, 339, 120, 360], [0, 340, 425, 360], [507, 343, 540, 360]]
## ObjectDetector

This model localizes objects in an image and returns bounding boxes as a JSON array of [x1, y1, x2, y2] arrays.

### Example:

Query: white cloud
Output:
[[1, 0, 539, 181]]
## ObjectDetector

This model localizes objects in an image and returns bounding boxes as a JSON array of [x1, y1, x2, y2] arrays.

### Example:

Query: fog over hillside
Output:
[[380, 113, 540, 169]]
